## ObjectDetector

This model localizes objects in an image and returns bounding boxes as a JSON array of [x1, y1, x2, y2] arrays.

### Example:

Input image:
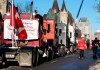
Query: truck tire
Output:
[[49, 49, 54, 60], [46, 47, 54, 61]]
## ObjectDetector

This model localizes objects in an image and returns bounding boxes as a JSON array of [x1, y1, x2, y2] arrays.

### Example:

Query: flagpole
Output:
[[12, 0, 14, 47]]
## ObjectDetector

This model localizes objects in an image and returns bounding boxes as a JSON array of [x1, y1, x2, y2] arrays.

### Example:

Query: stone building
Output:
[[43, 0, 75, 45], [78, 17, 91, 40], [94, 30, 100, 40], [60, 0, 68, 24]]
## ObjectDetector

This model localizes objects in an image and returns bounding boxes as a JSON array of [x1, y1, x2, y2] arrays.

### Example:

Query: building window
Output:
[[70, 32, 72, 38], [47, 24, 50, 33]]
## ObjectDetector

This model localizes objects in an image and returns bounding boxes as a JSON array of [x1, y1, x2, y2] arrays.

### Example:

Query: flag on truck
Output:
[[10, 4, 27, 40]]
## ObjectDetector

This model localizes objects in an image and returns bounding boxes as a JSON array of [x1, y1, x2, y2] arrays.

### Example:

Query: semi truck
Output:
[[0, 13, 44, 67], [0, 12, 63, 66], [0, 4, 74, 67]]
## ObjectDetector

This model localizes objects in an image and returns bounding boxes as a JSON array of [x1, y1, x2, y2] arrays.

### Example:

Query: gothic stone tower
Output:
[[60, 0, 68, 24]]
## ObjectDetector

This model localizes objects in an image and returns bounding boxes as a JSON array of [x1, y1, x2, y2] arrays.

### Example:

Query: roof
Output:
[[43, 14, 47, 19], [79, 17, 88, 22], [61, 0, 67, 11], [52, 0, 59, 13], [68, 12, 74, 25]]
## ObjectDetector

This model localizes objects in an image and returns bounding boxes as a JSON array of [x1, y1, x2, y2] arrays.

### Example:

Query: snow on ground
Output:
[[89, 60, 100, 70]]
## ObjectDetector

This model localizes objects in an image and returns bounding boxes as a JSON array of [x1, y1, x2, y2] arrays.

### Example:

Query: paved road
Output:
[[1, 49, 100, 70], [33, 50, 95, 70]]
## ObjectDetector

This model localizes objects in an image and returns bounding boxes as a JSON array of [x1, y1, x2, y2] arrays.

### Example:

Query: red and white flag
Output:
[[10, 5, 27, 40]]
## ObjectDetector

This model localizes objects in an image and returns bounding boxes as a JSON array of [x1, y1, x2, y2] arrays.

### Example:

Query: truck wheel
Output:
[[46, 50, 49, 59], [51, 50, 54, 60], [47, 50, 54, 60], [49, 49, 54, 60], [35, 52, 39, 66]]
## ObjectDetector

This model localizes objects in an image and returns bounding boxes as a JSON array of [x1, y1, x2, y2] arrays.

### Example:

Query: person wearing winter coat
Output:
[[86, 39, 90, 49], [92, 37, 99, 59], [77, 39, 87, 59]]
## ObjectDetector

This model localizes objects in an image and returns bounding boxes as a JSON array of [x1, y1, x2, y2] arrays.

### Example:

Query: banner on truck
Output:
[[4, 19, 39, 40]]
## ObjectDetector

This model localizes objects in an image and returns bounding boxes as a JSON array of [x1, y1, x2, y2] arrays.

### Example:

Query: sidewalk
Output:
[[89, 59, 100, 70], [88, 48, 100, 70]]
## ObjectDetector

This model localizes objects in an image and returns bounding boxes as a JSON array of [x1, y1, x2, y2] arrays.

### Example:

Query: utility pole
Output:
[[74, 0, 84, 45]]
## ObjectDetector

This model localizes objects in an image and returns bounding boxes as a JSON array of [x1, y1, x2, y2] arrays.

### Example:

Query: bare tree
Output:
[[95, 0, 100, 12]]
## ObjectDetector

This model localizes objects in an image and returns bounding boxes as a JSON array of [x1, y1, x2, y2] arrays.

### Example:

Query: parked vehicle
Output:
[[0, 5, 76, 67], [0, 14, 61, 66], [0, 13, 44, 67]]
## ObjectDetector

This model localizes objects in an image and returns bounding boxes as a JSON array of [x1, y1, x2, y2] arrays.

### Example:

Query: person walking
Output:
[[77, 38, 87, 59], [92, 37, 99, 59], [86, 39, 90, 49]]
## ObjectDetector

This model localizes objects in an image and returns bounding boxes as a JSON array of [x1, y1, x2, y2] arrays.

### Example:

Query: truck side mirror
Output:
[[47, 24, 50, 33]]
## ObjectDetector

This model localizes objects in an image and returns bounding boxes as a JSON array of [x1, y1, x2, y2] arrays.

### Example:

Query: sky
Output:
[[14, 0, 100, 35]]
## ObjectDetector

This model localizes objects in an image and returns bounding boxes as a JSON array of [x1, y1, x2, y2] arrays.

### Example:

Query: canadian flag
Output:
[[10, 5, 27, 40]]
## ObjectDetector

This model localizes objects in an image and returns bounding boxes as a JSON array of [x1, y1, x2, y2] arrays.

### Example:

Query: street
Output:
[[1, 49, 100, 70], [0, 0, 100, 70]]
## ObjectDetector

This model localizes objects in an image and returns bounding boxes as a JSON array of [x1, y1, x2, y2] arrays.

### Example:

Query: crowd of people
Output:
[[77, 37, 100, 60]]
